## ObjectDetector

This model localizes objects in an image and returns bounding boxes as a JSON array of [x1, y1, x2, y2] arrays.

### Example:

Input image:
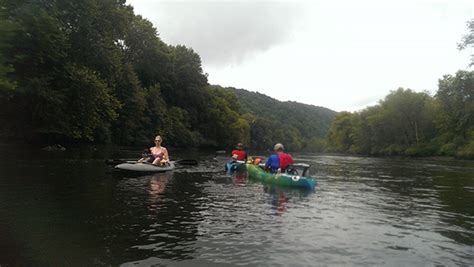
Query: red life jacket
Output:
[[278, 152, 293, 171], [231, 150, 247, 161]]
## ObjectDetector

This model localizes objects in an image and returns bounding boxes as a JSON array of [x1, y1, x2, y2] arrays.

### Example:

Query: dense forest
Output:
[[326, 73, 474, 159], [0, 0, 335, 151], [220, 86, 336, 151]]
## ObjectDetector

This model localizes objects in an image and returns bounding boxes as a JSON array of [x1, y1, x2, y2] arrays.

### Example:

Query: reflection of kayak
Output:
[[115, 162, 175, 172], [225, 161, 246, 172], [246, 164, 316, 190]]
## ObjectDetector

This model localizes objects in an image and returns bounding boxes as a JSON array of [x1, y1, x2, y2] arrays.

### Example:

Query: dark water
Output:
[[1, 145, 473, 266]]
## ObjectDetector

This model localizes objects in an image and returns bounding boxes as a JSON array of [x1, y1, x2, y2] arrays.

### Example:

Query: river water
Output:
[[0, 145, 473, 266]]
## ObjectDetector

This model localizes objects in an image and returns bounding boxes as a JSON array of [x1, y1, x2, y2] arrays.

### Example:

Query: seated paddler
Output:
[[138, 135, 170, 166], [225, 143, 247, 172], [265, 143, 294, 173], [231, 143, 247, 162]]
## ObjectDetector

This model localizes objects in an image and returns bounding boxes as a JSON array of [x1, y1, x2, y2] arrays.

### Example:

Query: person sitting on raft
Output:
[[138, 135, 170, 166], [231, 143, 247, 161], [265, 143, 294, 173]]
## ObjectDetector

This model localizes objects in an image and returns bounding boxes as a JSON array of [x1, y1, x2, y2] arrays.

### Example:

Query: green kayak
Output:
[[246, 163, 316, 190]]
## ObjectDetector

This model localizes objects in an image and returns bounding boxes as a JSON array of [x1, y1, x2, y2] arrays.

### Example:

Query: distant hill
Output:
[[212, 86, 338, 151], [231, 88, 337, 138]]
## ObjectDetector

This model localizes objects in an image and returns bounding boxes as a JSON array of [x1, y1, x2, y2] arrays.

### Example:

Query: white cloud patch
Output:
[[130, 1, 306, 66]]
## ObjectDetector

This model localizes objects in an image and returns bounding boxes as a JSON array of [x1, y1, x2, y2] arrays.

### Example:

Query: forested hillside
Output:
[[217, 86, 337, 151], [0, 0, 336, 151]]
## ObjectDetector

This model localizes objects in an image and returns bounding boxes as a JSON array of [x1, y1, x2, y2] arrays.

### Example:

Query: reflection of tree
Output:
[[433, 169, 474, 246]]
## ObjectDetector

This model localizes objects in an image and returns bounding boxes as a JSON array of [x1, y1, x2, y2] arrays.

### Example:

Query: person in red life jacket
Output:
[[265, 143, 294, 173], [231, 143, 247, 161]]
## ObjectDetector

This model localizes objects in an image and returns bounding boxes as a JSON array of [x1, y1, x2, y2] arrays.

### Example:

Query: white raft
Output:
[[115, 161, 176, 172]]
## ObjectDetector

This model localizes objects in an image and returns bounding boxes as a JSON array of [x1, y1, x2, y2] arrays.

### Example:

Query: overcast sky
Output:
[[127, 0, 473, 112]]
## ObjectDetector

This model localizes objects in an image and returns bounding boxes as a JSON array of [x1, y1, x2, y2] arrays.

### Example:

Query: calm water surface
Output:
[[0, 145, 473, 266]]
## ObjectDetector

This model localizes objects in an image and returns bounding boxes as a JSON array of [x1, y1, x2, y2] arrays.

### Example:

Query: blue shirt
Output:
[[265, 154, 280, 172]]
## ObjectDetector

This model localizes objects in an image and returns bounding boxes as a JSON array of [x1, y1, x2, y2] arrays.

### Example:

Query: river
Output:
[[0, 144, 473, 266]]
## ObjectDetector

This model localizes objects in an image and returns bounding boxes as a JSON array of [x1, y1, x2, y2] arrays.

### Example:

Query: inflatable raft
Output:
[[246, 163, 316, 190]]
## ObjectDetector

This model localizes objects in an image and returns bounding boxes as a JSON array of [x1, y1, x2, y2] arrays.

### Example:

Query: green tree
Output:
[[61, 64, 119, 141], [326, 112, 354, 152], [459, 19, 474, 66], [435, 70, 474, 157]]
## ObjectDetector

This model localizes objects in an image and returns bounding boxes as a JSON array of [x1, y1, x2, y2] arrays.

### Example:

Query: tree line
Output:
[[326, 19, 473, 158], [0, 0, 336, 150], [221, 86, 336, 152], [2, 0, 471, 157]]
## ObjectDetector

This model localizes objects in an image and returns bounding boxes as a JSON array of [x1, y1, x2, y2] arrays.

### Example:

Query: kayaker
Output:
[[138, 135, 170, 166], [231, 143, 247, 161], [265, 143, 294, 173]]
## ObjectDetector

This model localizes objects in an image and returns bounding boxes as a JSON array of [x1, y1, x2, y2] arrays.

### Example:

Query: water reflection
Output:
[[264, 186, 288, 216], [228, 167, 314, 217], [148, 172, 170, 202], [109, 172, 209, 263]]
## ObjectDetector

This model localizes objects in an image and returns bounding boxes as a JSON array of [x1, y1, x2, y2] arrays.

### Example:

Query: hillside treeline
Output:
[[326, 71, 474, 158], [0, 0, 335, 150], [327, 19, 474, 158], [221, 87, 336, 151]]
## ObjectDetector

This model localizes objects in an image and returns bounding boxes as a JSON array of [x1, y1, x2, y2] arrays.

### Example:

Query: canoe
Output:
[[246, 163, 316, 190], [115, 161, 175, 172]]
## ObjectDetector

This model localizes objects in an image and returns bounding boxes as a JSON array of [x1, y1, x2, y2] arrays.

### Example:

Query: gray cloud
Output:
[[137, 1, 306, 66]]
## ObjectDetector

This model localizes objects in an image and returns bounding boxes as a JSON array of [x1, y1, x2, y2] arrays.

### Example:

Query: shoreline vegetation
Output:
[[0, 1, 473, 159]]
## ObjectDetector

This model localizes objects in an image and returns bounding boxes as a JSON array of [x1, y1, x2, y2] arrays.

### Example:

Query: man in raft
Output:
[[265, 143, 293, 173]]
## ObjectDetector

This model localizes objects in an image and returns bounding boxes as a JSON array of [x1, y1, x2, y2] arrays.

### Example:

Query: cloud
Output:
[[129, 1, 307, 67]]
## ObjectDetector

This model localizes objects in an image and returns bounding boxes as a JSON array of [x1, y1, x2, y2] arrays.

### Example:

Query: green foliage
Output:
[[0, 0, 251, 147], [457, 138, 474, 159], [459, 19, 474, 66], [436, 71, 474, 141], [0, 12, 17, 94], [325, 75, 474, 158], [61, 64, 119, 141], [326, 89, 440, 156], [217, 86, 336, 152], [327, 112, 353, 152]]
